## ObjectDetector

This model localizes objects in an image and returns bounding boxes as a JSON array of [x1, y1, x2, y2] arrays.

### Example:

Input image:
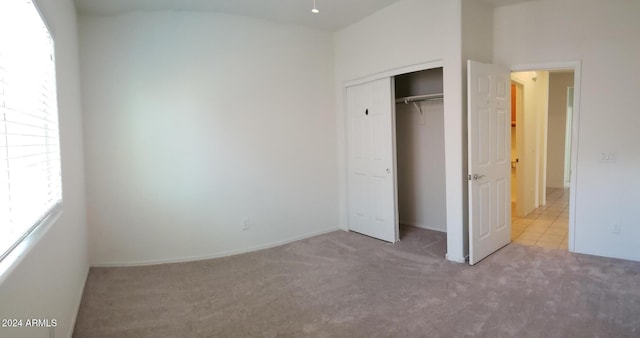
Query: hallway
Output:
[[511, 188, 570, 250]]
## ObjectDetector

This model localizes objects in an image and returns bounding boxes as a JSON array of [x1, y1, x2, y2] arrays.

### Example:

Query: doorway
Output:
[[509, 69, 575, 250]]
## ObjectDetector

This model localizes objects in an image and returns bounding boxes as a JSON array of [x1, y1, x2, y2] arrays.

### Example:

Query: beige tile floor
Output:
[[511, 188, 569, 250]]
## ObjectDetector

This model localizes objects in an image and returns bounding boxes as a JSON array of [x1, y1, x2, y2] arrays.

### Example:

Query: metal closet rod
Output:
[[395, 93, 444, 104]]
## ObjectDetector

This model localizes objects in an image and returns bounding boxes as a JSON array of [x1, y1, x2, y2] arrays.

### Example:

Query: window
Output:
[[0, 0, 62, 262]]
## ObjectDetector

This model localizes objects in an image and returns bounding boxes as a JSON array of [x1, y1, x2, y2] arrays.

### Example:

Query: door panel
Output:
[[468, 60, 511, 265], [478, 181, 491, 239], [496, 178, 507, 231], [347, 84, 367, 232], [496, 110, 507, 163], [478, 108, 491, 166], [346, 78, 398, 243]]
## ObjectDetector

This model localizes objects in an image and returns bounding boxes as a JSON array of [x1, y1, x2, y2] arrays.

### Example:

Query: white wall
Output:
[[494, 0, 640, 261], [0, 0, 88, 337], [396, 101, 446, 232], [334, 0, 466, 261], [79, 12, 338, 265], [462, 0, 493, 63], [461, 0, 494, 255], [547, 72, 574, 188]]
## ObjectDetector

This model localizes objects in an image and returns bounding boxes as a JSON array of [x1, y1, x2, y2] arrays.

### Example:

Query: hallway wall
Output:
[[547, 72, 574, 188], [511, 71, 549, 216]]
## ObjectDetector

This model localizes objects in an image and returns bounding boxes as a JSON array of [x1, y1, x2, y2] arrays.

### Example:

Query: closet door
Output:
[[346, 78, 398, 243]]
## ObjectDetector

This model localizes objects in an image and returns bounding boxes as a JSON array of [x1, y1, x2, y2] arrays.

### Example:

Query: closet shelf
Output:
[[395, 93, 444, 104]]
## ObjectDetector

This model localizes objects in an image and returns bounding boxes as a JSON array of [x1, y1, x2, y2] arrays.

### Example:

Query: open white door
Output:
[[468, 60, 511, 265], [346, 78, 398, 243]]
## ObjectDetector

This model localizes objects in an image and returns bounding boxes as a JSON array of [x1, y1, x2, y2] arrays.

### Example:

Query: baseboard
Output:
[[445, 253, 466, 263], [91, 227, 341, 268], [572, 248, 640, 263], [65, 264, 90, 338], [401, 222, 446, 233]]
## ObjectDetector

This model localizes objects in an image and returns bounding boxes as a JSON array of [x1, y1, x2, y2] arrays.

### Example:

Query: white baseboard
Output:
[[91, 227, 341, 268], [66, 265, 90, 338], [401, 222, 447, 233], [573, 248, 640, 263]]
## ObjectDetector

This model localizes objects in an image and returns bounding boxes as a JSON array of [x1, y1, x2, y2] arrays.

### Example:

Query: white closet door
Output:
[[346, 78, 398, 243], [467, 60, 511, 265]]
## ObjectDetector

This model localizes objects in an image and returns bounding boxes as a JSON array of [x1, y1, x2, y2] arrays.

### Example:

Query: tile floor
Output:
[[511, 188, 569, 250]]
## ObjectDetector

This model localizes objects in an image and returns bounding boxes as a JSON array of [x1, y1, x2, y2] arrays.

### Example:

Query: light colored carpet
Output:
[[73, 227, 640, 337]]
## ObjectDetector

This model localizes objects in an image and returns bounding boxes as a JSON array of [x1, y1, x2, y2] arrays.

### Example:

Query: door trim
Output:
[[509, 60, 582, 252], [510, 80, 525, 218], [344, 60, 443, 88]]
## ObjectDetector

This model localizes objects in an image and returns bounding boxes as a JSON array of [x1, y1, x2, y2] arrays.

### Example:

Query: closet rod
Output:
[[395, 93, 444, 104]]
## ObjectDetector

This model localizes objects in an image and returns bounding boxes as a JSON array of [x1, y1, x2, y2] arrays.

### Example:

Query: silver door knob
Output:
[[473, 174, 486, 180]]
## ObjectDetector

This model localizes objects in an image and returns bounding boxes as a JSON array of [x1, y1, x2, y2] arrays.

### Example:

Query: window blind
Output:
[[0, 0, 62, 261]]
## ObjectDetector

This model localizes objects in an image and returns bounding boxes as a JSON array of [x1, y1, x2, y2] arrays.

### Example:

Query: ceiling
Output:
[[75, 0, 535, 31], [74, 0, 403, 31]]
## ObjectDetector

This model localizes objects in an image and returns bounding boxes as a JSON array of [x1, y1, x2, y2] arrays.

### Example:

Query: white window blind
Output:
[[0, 0, 62, 261]]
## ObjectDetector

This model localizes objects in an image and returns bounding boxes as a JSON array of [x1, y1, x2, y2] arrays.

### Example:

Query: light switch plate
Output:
[[599, 152, 616, 163]]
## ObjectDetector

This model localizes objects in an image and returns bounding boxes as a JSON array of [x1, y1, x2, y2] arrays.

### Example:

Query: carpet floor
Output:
[[73, 227, 640, 337]]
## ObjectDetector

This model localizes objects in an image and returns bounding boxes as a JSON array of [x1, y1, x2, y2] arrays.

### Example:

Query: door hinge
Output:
[[464, 255, 470, 263]]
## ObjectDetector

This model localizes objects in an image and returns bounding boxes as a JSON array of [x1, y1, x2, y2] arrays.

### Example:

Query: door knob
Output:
[[473, 174, 485, 180]]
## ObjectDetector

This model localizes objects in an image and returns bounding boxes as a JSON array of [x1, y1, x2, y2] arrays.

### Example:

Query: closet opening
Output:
[[393, 68, 447, 243]]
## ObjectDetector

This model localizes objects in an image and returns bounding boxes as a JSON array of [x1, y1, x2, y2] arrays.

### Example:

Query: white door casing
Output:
[[468, 60, 511, 265], [346, 78, 398, 243]]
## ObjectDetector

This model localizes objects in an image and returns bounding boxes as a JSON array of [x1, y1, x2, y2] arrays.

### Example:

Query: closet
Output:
[[345, 66, 447, 243], [394, 68, 447, 233]]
